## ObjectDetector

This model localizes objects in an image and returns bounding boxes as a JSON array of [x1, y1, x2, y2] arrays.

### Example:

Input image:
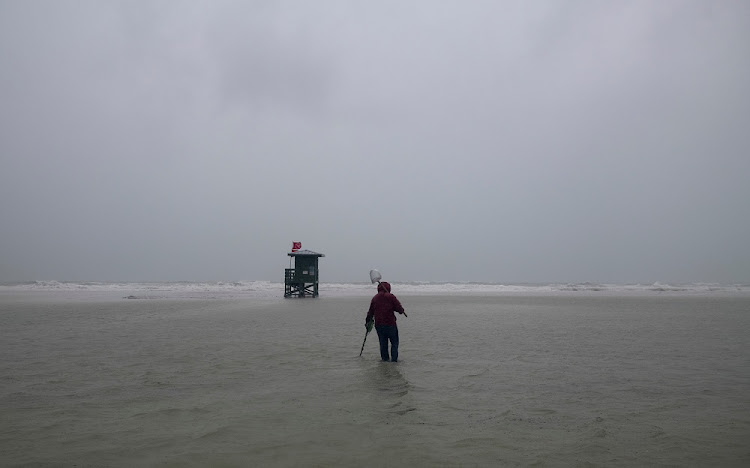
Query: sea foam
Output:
[[1, 280, 748, 299]]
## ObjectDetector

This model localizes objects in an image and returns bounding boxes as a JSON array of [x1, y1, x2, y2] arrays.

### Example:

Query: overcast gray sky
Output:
[[1, 0, 748, 284]]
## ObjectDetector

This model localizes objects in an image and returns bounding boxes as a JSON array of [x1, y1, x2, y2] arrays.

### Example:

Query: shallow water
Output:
[[1, 293, 749, 466]]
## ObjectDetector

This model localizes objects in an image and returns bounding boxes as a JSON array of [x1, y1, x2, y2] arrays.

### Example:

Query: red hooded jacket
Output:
[[366, 282, 405, 326]]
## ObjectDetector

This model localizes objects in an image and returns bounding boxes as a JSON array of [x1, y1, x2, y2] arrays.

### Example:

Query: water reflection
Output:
[[361, 360, 415, 415]]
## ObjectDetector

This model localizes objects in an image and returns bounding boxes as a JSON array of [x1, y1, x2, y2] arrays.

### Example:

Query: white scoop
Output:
[[369, 269, 382, 284]]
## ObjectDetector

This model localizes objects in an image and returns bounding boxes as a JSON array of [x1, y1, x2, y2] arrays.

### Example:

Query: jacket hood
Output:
[[377, 281, 391, 293]]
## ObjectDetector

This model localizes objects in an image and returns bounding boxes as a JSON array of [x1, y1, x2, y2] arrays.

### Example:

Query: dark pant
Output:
[[375, 324, 399, 362]]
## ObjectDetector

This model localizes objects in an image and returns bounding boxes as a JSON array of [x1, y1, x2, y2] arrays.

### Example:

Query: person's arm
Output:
[[392, 296, 406, 317]]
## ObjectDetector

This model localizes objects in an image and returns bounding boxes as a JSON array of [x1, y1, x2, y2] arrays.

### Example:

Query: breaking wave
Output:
[[1, 280, 748, 298]]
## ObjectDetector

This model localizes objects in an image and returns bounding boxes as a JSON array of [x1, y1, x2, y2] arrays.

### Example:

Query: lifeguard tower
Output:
[[284, 243, 325, 298]]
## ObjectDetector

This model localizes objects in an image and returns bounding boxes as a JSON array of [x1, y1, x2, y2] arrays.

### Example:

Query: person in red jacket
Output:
[[365, 281, 406, 362]]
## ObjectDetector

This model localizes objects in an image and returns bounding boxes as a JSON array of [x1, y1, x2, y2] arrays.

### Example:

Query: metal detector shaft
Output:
[[360, 318, 374, 356], [359, 330, 369, 356]]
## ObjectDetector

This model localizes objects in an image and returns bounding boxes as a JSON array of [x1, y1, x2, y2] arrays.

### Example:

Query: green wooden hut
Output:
[[285, 249, 325, 297]]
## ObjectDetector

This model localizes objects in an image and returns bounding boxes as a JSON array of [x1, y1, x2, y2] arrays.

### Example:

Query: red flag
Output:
[[292, 242, 301, 252]]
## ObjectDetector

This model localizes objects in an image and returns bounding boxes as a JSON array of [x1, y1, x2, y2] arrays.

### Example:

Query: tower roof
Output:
[[288, 249, 325, 257]]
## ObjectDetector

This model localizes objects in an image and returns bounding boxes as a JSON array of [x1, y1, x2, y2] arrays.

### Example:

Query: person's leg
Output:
[[375, 325, 389, 361], [389, 326, 399, 362]]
